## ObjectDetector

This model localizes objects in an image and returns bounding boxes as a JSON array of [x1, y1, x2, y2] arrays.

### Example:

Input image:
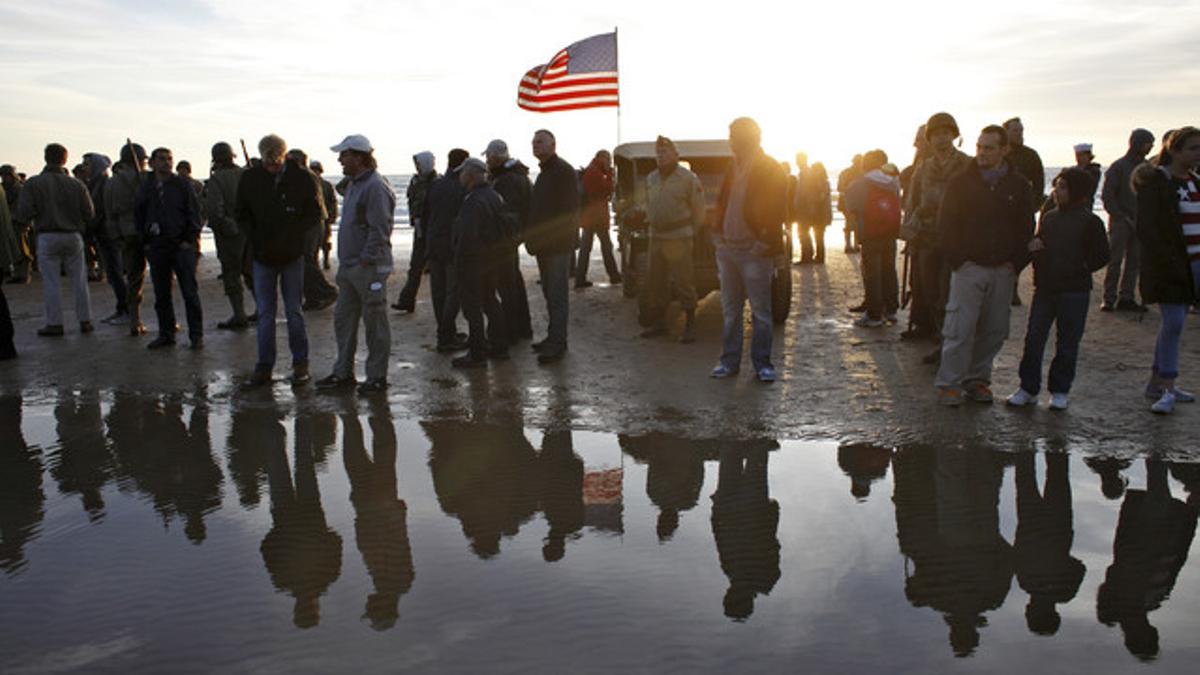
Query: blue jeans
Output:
[[1018, 290, 1089, 394], [1153, 303, 1189, 380], [537, 252, 571, 347], [716, 246, 773, 371], [253, 259, 308, 371]]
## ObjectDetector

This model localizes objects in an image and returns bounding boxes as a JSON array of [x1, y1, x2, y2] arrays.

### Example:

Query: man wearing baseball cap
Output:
[[1072, 143, 1101, 204], [317, 134, 397, 395]]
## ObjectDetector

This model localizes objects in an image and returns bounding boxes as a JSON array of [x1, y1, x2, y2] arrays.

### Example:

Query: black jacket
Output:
[[490, 160, 532, 240], [937, 161, 1034, 270], [423, 168, 465, 263], [453, 183, 506, 267], [134, 174, 202, 253], [714, 151, 788, 256], [235, 160, 323, 267], [526, 154, 580, 257], [1029, 205, 1110, 293], [1136, 166, 1198, 305]]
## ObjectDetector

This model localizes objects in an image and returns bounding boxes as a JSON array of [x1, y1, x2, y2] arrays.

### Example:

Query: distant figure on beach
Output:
[[837, 153, 863, 253], [1101, 128, 1155, 312], [392, 151, 436, 313], [308, 160, 338, 271], [1072, 143, 1101, 204], [1, 164, 32, 284], [844, 149, 901, 328]]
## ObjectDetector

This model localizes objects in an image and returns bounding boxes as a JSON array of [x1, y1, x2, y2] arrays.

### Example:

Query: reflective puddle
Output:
[[2, 391, 1199, 673]]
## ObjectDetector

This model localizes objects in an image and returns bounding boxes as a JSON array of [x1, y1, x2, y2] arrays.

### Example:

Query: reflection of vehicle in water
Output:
[[613, 140, 793, 324]]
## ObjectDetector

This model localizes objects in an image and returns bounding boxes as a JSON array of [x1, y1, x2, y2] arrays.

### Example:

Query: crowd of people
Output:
[[0, 117, 1197, 413]]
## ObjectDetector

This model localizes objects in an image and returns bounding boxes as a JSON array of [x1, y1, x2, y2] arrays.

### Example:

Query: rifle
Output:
[[125, 137, 144, 184], [239, 139, 252, 167], [900, 244, 911, 310]]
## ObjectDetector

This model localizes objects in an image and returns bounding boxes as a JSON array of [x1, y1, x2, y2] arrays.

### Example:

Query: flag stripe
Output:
[[519, 87, 620, 103], [516, 32, 618, 114], [519, 99, 620, 113]]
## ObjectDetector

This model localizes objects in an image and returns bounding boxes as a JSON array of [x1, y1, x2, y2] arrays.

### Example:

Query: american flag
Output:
[[517, 32, 619, 113]]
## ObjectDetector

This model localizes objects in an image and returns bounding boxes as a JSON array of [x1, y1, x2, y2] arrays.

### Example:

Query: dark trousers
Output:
[[576, 227, 619, 283], [862, 238, 899, 319], [497, 243, 532, 340], [537, 252, 571, 348], [302, 228, 337, 305], [906, 245, 935, 334], [459, 261, 507, 358], [395, 230, 427, 309], [98, 236, 127, 313], [121, 235, 147, 322], [799, 223, 826, 262], [148, 245, 202, 340], [0, 275, 14, 358], [915, 243, 950, 336], [428, 258, 460, 344], [1018, 290, 1090, 394]]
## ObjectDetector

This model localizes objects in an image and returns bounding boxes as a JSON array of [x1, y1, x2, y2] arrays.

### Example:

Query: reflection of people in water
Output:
[[620, 433, 705, 542], [342, 401, 414, 630], [260, 414, 343, 629], [537, 429, 583, 562], [893, 445, 1013, 657], [107, 391, 223, 543], [1013, 452, 1085, 636], [1097, 459, 1199, 661], [0, 395, 44, 575], [425, 420, 539, 558], [50, 390, 113, 521], [836, 443, 892, 502], [711, 440, 780, 621], [1084, 457, 1132, 500]]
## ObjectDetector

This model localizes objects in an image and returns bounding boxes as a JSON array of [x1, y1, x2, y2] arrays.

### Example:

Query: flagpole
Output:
[[614, 25, 622, 147]]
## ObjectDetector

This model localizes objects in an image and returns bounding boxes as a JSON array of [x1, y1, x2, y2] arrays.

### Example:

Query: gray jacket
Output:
[[16, 166, 94, 235], [1101, 153, 1141, 223], [337, 169, 396, 271]]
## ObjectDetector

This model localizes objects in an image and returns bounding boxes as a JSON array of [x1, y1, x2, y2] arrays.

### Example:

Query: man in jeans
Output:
[[934, 125, 1034, 406], [316, 134, 396, 395], [16, 143, 95, 336], [710, 117, 787, 382], [236, 134, 323, 388], [526, 129, 580, 365], [134, 147, 204, 349], [1101, 128, 1155, 312]]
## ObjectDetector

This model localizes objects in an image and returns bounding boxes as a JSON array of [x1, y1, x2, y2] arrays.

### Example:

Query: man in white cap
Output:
[[317, 134, 397, 395], [1073, 143, 1101, 205]]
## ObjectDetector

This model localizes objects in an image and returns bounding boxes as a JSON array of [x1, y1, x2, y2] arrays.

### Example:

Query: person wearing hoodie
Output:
[[103, 142, 151, 335], [485, 139, 534, 343], [83, 152, 126, 323], [1007, 168, 1111, 410], [16, 143, 96, 337], [424, 148, 470, 352], [134, 147, 204, 349], [1102, 128, 1156, 312], [391, 151, 437, 313], [205, 142, 255, 330], [845, 150, 902, 327], [1134, 126, 1200, 415], [575, 149, 621, 288], [901, 112, 973, 352], [934, 125, 1034, 407]]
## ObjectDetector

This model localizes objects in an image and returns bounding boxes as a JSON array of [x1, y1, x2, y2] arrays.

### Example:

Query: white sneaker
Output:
[[1006, 388, 1036, 407], [1049, 393, 1069, 410], [1151, 391, 1176, 415]]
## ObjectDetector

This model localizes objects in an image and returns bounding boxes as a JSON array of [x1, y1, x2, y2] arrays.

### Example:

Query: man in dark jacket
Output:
[[134, 147, 203, 349], [526, 129, 579, 364], [710, 117, 787, 382], [450, 158, 508, 368], [486, 139, 534, 342], [1101, 128, 1155, 311], [934, 125, 1034, 406], [392, 151, 436, 313], [0, 165, 30, 283], [1003, 117, 1045, 307], [235, 134, 323, 387], [284, 149, 336, 312], [424, 149, 469, 351]]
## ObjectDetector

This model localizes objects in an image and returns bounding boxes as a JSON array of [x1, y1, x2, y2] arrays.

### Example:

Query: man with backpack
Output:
[[845, 150, 901, 327]]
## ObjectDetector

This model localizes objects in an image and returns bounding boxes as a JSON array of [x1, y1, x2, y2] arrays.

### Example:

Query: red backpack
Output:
[[862, 184, 901, 240]]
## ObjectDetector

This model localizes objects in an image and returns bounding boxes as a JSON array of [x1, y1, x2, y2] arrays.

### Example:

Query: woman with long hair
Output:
[[1134, 126, 1200, 414]]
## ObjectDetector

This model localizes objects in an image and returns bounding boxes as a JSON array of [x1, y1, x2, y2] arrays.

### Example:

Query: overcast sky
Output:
[[1, 0, 1195, 176]]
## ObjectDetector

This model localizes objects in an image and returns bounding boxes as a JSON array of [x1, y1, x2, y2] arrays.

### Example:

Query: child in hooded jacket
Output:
[[1008, 167, 1110, 409]]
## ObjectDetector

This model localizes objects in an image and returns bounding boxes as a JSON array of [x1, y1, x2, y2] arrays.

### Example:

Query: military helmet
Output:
[[924, 112, 960, 140], [211, 142, 235, 162]]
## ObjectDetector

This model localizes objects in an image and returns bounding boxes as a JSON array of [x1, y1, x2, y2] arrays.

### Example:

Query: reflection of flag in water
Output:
[[517, 32, 619, 113], [583, 467, 623, 533]]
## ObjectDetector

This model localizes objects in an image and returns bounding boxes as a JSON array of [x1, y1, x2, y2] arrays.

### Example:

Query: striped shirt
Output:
[[1176, 173, 1200, 264]]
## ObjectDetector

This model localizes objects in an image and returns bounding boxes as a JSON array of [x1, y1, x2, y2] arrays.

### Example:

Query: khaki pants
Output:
[[333, 265, 392, 382], [645, 236, 697, 322], [38, 232, 91, 325], [935, 262, 1014, 389]]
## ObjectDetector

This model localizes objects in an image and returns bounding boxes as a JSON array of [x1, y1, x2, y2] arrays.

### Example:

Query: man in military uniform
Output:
[[103, 142, 150, 335], [205, 142, 255, 330]]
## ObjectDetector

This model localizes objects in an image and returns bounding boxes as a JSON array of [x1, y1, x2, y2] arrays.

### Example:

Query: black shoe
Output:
[[452, 354, 488, 369], [391, 300, 415, 313], [531, 339, 549, 352], [537, 347, 566, 364], [848, 302, 867, 313], [147, 336, 175, 350], [309, 295, 336, 311], [217, 316, 250, 331], [315, 374, 356, 391], [189, 337, 204, 350], [1115, 299, 1146, 312], [357, 378, 388, 395], [640, 326, 667, 339], [1100, 302, 1115, 312], [488, 347, 511, 360], [899, 328, 931, 341], [609, 274, 622, 285], [246, 312, 258, 322], [436, 337, 469, 353], [921, 347, 941, 365], [80, 321, 95, 334], [574, 280, 594, 289], [240, 370, 272, 390], [37, 325, 64, 337]]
